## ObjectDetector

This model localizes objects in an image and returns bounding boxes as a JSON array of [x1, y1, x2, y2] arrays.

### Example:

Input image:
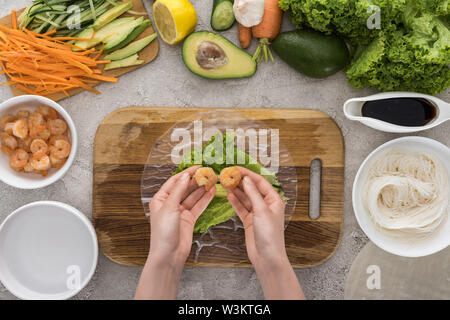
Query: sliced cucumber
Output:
[[103, 19, 152, 54], [211, 0, 235, 31], [59, 1, 110, 30], [104, 33, 157, 60], [93, 1, 133, 31], [104, 54, 144, 70], [46, 13, 69, 32], [28, 5, 67, 17], [19, 0, 116, 35]]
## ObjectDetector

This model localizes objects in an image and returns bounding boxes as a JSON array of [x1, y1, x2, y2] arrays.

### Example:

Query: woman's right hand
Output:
[[227, 166, 305, 300], [227, 167, 288, 268]]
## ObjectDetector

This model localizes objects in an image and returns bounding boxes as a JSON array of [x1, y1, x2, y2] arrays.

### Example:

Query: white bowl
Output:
[[0, 201, 98, 300], [0, 95, 77, 189], [353, 136, 450, 257]]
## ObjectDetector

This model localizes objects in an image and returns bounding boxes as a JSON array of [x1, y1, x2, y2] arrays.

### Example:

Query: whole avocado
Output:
[[273, 30, 350, 78]]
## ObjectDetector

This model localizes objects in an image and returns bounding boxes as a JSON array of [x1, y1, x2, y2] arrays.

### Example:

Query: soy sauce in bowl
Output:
[[362, 98, 437, 127]]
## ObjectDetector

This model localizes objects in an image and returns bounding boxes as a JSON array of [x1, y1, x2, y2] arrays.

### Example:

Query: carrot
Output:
[[251, 0, 283, 63], [11, 10, 17, 30], [238, 23, 252, 49], [85, 74, 118, 82], [0, 14, 118, 98]]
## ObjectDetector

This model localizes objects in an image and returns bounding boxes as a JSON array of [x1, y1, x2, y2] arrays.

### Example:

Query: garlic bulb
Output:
[[233, 0, 265, 28]]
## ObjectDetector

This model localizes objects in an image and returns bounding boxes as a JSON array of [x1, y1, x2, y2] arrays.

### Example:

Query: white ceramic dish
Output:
[[0, 95, 77, 189], [0, 201, 98, 300], [343, 92, 450, 133], [353, 136, 450, 257]]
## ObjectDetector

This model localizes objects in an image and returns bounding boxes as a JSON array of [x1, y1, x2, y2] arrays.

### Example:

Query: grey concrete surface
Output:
[[0, 0, 449, 300]]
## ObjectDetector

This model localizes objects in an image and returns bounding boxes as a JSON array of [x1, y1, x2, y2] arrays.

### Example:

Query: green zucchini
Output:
[[210, 0, 235, 31]]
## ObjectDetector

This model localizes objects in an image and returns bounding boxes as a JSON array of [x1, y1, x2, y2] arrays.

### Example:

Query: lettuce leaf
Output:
[[193, 185, 235, 233]]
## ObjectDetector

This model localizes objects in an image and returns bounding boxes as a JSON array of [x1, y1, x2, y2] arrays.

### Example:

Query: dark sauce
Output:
[[362, 98, 437, 127]]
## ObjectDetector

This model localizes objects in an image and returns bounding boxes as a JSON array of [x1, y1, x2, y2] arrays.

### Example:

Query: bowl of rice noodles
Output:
[[353, 136, 450, 257]]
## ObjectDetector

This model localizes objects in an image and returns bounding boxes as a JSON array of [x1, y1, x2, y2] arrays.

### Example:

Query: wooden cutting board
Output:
[[93, 107, 345, 267], [0, 0, 159, 101]]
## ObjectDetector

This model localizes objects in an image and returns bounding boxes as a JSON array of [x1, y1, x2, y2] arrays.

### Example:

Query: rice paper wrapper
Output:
[[141, 110, 297, 264]]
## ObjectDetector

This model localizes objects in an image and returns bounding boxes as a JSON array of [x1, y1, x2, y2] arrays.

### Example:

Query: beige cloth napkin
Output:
[[345, 241, 450, 299]]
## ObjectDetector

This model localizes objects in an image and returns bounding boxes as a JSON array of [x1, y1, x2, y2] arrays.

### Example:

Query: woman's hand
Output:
[[227, 167, 287, 267], [148, 165, 216, 267], [228, 167, 305, 300], [135, 166, 215, 299]]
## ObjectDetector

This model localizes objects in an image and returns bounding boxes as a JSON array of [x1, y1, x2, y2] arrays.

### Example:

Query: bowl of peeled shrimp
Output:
[[0, 95, 77, 189]]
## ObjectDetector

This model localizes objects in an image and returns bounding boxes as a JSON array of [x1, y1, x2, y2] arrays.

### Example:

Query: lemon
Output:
[[152, 0, 197, 45]]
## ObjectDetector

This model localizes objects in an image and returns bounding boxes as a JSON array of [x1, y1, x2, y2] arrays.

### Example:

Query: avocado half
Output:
[[182, 31, 256, 79]]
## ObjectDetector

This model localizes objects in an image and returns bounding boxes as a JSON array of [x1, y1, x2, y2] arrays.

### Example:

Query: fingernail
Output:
[[182, 172, 190, 180]]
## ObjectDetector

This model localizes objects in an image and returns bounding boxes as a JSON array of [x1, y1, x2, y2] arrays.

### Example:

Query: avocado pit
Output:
[[196, 41, 228, 69]]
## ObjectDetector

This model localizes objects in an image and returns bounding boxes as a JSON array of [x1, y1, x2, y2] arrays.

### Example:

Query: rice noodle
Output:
[[363, 150, 449, 237]]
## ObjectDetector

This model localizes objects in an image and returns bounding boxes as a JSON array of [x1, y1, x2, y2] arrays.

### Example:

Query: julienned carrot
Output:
[[0, 19, 117, 98], [251, 0, 283, 63], [11, 10, 17, 30], [238, 23, 252, 49]]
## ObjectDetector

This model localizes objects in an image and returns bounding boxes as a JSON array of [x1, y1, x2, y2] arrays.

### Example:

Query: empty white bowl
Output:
[[353, 136, 450, 257], [0, 95, 77, 189], [0, 201, 98, 300]]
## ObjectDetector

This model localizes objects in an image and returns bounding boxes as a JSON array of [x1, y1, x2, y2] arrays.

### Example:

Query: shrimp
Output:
[[16, 110, 30, 119], [37, 106, 58, 120], [219, 166, 242, 190], [30, 139, 48, 158], [28, 112, 45, 129], [9, 149, 29, 171], [50, 153, 66, 169], [1, 146, 12, 155], [48, 135, 69, 146], [0, 115, 15, 131], [4, 122, 14, 134], [1, 132, 18, 150], [18, 136, 32, 153], [30, 154, 51, 171], [47, 119, 67, 135], [194, 167, 218, 191], [12, 119, 29, 139], [30, 125, 51, 141], [23, 161, 34, 173], [49, 139, 71, 159]]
